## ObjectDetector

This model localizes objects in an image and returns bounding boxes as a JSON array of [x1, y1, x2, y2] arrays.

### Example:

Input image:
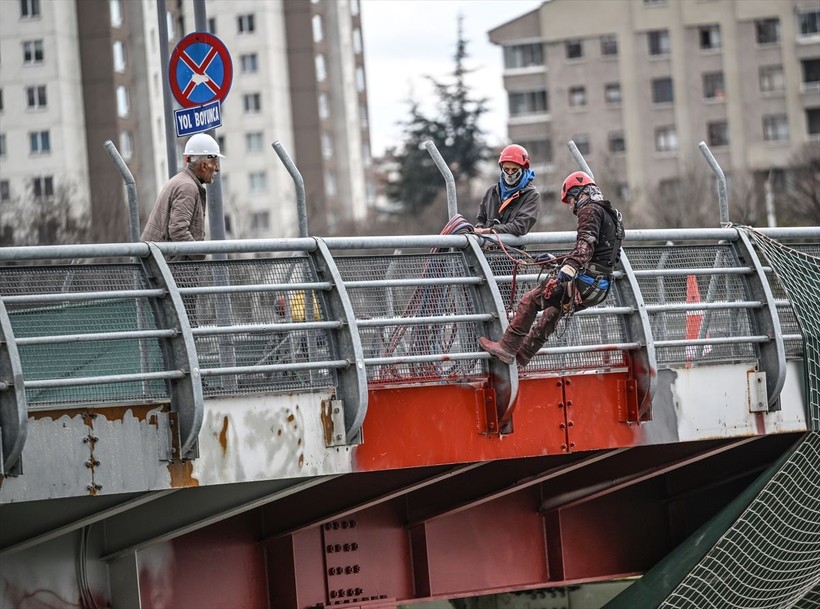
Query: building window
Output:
[[109, 0, 122, 26], [315, 54, 326, 81], [217, 135, 226, 155], [608, 131, 625, 153], [113, 41, 126, 72], [600, 34, 617, 56], [699, 24, 721, 50], [644, 0, 666, 4], [807, 108, 820, 136], [116, 85, 129, 117], [26, 85, 47, 108], [237, 14, 255, 34], [655, 125, 678, 152], [353, 28, 362, 54], [23, 40, 44, 63], [250, 211, 270, 231], [350, 0, 359, 16], [648, 29, 670, 56], [240, 53, 258, 73], [517, 139, 552, 164], [703, 72, 725, 99], [356, 66, 366, 92], [0, 134, 6, 157], [324, 172, 337, 197], [652, 77, 673, 103], [573, 135, 590, 155], [312, 14, 323, 42], [119, 131, 133, 161], [245, 132, 264, 152], [569, 86, 587, 107], [707, 121, 729, 146], [29, 130, 50, 154], [21, 0, 40, 18], [797, 9, 819, 37], [249, 171, 267, 193], [604, 83, 621, 104], [0, 180, 10, 202], [359, 103, 368, 128], [802, 59, 820, 87], [243, 93, 261, 113], [32, 176, 54, 200], [763, 114, 788, 141], [321, 133, 333, 159], [207, 17, 216, 34], [759, 65, 785, 93], [503, 43, 544, 69], [755, 18, 779, 44], [565, 39, 583, 59], [318, 93, 330, 119], [509, 90, 548, 115]]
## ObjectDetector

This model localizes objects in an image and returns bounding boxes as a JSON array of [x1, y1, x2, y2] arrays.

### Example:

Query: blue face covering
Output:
[[499, 168, 536, 202]]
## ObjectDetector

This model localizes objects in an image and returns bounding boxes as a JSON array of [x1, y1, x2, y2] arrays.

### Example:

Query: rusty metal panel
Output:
[[550, 483, 671, 581], [356, 380, 566, 471], [564, 374, 643, 453], [138, 515, 268, 609], [422, 490, 548, 595]]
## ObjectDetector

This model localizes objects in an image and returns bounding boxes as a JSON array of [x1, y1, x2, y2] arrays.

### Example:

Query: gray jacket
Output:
[[475, 182, 540, 236]]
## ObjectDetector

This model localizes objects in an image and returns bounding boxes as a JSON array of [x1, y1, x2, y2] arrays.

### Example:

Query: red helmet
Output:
[[498, 144, 529, 169], [561, 171, 596, 204]]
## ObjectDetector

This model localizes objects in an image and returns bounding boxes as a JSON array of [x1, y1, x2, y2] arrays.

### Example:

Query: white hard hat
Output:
[[183, 133, 225, 158]]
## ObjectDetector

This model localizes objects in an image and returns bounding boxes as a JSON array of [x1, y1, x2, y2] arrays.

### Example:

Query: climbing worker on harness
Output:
[[478, 171, 624, 367], [475, 144, 540, 237]]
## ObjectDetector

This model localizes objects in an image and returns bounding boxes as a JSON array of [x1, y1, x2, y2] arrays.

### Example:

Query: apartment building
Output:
[[0, 0, 373, 246], [489, 0, 820, 226]]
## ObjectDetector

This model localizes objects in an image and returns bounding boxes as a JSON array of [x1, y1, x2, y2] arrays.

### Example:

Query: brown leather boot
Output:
[[515, 306, 562, 367], [478, 336, 516, 365]]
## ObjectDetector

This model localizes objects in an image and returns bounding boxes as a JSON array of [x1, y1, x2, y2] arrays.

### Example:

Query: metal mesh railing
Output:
[[486, 249, 630, 374], [335, 252, 486, 383], [169, 256, 336, 397], [0, 264, 167, 407]]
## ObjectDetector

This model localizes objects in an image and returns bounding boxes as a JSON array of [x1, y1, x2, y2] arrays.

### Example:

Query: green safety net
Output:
[[605, 228, 820, 609], [742, 227, 820, 431]]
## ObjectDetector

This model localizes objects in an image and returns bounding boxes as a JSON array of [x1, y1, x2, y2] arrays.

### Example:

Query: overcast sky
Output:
[[360, 0, 542, 157]]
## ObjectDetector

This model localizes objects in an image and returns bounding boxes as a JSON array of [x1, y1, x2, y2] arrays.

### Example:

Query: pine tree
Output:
[[388, 16, 489, 215]]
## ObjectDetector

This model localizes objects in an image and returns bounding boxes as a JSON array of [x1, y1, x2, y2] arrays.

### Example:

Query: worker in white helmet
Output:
[[141, 132, 224, 259]]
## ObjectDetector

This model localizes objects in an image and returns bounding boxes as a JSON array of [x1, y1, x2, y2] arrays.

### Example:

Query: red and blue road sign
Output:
[[169, 32, 233, 109]]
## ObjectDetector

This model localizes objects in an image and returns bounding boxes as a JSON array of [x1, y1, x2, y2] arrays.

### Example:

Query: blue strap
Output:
[[578, 273, 609, 290]]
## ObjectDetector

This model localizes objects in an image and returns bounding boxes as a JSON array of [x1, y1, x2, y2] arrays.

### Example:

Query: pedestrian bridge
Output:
[[1, 226, 819, 608]]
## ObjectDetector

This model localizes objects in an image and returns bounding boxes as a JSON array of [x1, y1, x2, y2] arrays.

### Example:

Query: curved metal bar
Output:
[[735, 229, 786, 407], [567, 140, 594, 179], [272, 141, 309, 238], [618, 250, 657, 420], [698, 141, 729, 226], [141, 243, 203, 460], [424, 140, 458, 219], [0, 298, 27, 475], [463, 234, 519, 428], [311, 238, 368, 443], [103, 140, 140, 243]]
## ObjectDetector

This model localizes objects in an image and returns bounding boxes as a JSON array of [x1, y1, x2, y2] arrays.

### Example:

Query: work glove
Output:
[[557, 264, 577, 282], [534, 252, 556, 263]]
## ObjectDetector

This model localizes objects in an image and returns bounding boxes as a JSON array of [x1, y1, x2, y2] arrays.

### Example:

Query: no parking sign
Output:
[[169, 32, 233, 109]]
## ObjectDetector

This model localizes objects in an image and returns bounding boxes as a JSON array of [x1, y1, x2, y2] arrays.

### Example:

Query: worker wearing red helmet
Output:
[[475, 144, 540, 236], [479, 171, 625, 367]]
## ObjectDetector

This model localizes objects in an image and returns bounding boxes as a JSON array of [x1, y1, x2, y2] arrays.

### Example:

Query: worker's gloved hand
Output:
[[557, 264, 577, 282]]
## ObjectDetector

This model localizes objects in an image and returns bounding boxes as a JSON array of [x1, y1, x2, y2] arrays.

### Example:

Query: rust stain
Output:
[[298, 453, 304, 468], [320, 401, 334, 446], [218, 415, 229, 456], [167, 460, 200, 487], [287, 413, 295, 423], [29, 403, 169, 423], [276, 428, 283, 436]]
